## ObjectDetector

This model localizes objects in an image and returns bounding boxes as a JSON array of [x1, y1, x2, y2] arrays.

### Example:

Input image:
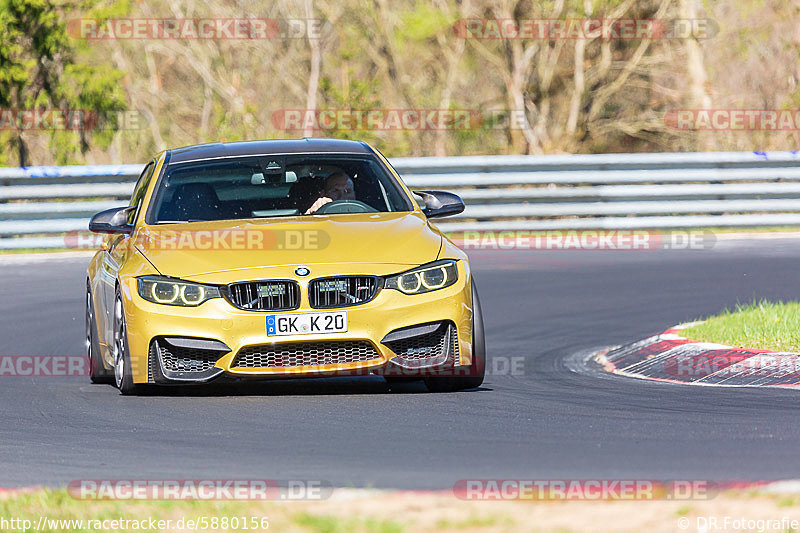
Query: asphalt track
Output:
[[2, 237, 800, 490]]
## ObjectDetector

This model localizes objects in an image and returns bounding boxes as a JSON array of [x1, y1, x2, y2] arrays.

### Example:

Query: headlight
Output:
[[137, 276, 221, 306], [384, 260, 458, 295]]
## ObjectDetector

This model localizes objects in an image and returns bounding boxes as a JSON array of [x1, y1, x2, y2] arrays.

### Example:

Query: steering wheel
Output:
[[314, 199, 378, 214]]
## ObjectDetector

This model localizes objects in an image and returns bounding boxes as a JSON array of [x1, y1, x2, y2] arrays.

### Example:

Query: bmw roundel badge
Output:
[[295, 266, 310, 277]]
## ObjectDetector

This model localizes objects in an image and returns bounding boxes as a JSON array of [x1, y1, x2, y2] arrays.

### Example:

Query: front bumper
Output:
[[122, 264, 474, 384]]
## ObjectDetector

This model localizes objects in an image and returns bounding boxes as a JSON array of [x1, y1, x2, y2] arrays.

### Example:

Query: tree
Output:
[[0, 0, 127, 166]]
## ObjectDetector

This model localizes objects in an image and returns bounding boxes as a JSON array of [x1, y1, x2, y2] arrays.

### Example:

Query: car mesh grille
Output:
[[156, 342, 220, 373], [226, 280, 300, 311], [385, 323, 459, 362], [309, 276, 379, 308], [233, 341, 380, 368], [148, 343, 155, 383]]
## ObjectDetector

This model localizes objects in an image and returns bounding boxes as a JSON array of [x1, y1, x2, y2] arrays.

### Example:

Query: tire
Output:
[[424, 280, 486, 392], [112, 288, 141, 395], [86, 283, 111, 384]]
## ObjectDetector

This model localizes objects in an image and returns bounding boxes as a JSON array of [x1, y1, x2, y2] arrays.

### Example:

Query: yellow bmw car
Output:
[[86, 139, 485, 395]]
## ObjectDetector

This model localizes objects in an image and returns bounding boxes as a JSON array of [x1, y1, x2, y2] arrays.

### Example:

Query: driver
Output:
[[305, 171, 356, 214]]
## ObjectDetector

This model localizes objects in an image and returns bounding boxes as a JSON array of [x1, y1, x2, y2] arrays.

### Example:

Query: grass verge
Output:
[[4, 486, 800, 533], [682, 301, 800, 352]]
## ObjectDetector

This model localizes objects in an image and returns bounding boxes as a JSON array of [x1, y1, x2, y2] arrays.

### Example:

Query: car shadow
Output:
[[96, 376, 490, 397]]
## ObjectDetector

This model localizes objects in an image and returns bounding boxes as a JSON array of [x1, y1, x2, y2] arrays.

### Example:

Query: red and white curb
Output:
[[595, 323, 800, 388]]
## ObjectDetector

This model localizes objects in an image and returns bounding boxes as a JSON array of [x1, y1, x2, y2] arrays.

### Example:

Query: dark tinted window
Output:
[[148, 155, 412, 223]]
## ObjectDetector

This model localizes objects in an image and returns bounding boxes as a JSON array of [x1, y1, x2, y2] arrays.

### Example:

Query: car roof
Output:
[[166, 138, 374, 164]]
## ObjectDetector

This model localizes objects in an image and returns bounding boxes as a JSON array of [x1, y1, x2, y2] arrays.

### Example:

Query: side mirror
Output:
[[413, 190, 465, 218], [89, 206, 136, 234]]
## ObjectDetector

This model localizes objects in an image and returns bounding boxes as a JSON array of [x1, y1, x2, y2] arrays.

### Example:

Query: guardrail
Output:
[[1, 150, 800, 248]]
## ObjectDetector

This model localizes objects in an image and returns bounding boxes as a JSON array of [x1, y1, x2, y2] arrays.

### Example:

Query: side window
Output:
[[128, 161, 155, 224]]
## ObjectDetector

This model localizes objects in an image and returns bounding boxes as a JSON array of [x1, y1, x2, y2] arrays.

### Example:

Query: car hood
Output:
[[135, 212, 443, 279]]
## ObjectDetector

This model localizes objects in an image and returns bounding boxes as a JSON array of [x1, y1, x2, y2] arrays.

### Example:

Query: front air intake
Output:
[[308, 276, 380, 308], [232, 340, 381, 368], [225, 280, 300, 311]]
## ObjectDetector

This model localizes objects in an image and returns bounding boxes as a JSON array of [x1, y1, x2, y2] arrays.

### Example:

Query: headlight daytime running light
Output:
[[385, 260, 458, 295], [138, 276, 220, 307]]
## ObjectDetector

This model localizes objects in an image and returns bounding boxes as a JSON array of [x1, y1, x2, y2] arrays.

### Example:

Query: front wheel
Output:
[[113, 289, 141, 395], [424, 281, 486, 392], [86, 283, 111, 384]]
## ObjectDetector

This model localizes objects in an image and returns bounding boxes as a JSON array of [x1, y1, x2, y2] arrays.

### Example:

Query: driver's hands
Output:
[[305, 197, 333, 214]]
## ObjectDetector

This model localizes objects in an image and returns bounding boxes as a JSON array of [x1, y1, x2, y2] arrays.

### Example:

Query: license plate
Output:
[[266, 311, 348, 336]]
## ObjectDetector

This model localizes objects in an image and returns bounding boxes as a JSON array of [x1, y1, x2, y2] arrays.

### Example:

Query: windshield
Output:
[[147, 154, 413, 224]]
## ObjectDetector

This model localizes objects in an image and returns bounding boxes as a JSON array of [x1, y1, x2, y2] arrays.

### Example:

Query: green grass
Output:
[[0, 489, 405, 533], [435, 514, 514, 529], [682, 301, 800, 352], [0, 489, 274, 532], [293, 513, 404, 533], [675, 505, 693, 516], [2, 485, 800, 533]]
